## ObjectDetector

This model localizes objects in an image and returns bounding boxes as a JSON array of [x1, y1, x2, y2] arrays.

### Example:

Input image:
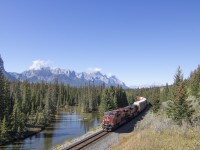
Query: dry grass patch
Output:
[[112, 112, 200, 150], [112, 128, 200, 150]]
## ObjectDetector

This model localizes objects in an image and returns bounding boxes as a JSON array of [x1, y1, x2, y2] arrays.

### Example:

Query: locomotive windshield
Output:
[[104, 113, 114, 117]]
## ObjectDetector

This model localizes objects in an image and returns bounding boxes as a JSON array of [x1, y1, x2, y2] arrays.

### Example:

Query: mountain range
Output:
[[130, 83, 164, 89], [0, 56, 128, 89]]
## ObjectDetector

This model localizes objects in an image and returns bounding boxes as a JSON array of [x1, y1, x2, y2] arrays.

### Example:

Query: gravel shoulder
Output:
[[53, 127, 103, 150]]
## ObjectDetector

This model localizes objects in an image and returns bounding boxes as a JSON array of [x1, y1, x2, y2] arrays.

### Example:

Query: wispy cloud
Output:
[[29, 60, 51, 70], [87, 67, 102, 73], [107, 72, 112, 77]]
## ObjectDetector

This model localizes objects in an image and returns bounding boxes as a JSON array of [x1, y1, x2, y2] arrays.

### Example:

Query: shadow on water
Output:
[[0, 147, 27, 150], [0, 141, 26, 150], [44, 127, 70, 131], [51, 118, 83, 123], [114, 105, 151, 134], [33, 132, 74, 139]]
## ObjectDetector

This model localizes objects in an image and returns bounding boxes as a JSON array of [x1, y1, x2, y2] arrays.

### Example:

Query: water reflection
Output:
[[0, 107, 100, 150]]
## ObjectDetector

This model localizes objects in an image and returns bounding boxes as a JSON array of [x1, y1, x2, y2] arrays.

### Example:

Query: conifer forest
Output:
[[0, 65, 200, 145]]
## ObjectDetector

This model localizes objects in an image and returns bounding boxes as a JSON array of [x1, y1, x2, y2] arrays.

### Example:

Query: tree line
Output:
[[0, 67, 128, 143], [127, 66, 200, 126], [99, 86, 128, 115], [1, 61, 200, 144]]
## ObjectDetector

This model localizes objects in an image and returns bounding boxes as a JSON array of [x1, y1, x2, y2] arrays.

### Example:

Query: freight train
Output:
[[102, 96, 147, 131]]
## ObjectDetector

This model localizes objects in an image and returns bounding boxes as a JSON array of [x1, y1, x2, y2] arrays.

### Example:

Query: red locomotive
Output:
[[102, 97, 147, 131]]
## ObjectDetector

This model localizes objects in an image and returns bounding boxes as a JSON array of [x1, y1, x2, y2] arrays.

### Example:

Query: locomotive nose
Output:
[[103, 117, 111, 124]]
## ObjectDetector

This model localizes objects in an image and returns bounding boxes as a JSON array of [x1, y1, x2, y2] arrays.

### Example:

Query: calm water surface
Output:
[[0, 108, 100, 150]]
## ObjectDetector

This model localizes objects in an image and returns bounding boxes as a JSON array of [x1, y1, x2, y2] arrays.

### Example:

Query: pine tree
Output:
[[127, 94, 135, 105], [51, 79, 59, 114], [160, 83, 169, 102], [99, 89, 114, 116], [113, 94, 118, 109], [151, 87, 160, 113], [34, 111, 39, 125], [121, 90, 128, 107], [1, 116, 8, 140], [189, 65, 200, 97], [167, 67, 194, 125], [0, 67, 5, 120], [19, 112, 26, 134], [17, 126, 22, 137], [11, 99, 19, 132], [111, 86, 128, 108], [44, 85, 52, 124], [22, 81, 31, 114], [4, 79, 11, 119]]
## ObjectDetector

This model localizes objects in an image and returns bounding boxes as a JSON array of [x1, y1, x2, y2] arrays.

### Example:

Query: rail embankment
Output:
[[111, 111, 200, 150]]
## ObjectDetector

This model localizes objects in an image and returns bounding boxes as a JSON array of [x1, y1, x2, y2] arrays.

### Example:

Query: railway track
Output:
[[65, 130, 109, 150]]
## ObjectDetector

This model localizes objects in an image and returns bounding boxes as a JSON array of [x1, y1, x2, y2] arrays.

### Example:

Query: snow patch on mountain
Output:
[[130, 83, 163, 89], [0, 57, 128, 88], [19, 67, 128, 88]]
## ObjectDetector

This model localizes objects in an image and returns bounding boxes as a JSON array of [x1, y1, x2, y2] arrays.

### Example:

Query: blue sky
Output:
[[0, 0, 200, 86]]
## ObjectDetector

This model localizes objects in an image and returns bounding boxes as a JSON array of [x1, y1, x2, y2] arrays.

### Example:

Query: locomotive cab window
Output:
[[104, 113, 114, 117], [104, 113, 109, 116], [109, 113, 114, 117]]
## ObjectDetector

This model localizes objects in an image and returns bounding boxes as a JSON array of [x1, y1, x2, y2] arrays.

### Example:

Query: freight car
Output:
[[102, 97, 147, 131]]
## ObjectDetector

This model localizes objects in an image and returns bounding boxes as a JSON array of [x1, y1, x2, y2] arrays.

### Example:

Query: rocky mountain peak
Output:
[[0, 55, 5, 72], [0, 56, 129, 88]]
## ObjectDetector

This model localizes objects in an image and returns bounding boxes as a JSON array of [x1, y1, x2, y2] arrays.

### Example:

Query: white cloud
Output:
[[87, 67, 102, 73], [29, 60, 50, 70], [107, 72, 112, 77]]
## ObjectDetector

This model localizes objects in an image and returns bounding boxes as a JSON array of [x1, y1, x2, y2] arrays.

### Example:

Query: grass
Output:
[[112, 128, 200, 150], [112, 111, 200, 150]]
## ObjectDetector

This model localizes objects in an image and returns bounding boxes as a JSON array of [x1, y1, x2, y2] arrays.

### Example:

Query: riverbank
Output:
[[0, 124, 46, 146], [0, 107, 69, 146], [0, 108, 101, 150], [52, 125, 102, 150]]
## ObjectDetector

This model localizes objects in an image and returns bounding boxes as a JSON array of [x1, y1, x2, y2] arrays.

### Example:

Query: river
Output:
[[0, 107, 100, 150]]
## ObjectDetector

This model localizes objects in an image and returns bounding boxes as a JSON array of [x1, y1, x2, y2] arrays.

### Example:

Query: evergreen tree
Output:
[[44, 85, 52, 124], [116, 87, 128, 108], [167, 67, 194, 125], [35, 111, 39, 125], [4, 79, 11, 119], [189, 65, 200, 97], [17, 126, 22, 136], [22, 81, 31, 114], [51, 79, 59, 114], [1, 116, 8, 140], [151, 87, 160, 113], [113, 94, 118, 109], [121, 90, 128, 107], [11, 99, 20, 132], [127, 94, 135, 105], [99, 89, 113, 115], [17, 111, 26, 135], [0, 67, 5, 120], [109, 86, 116, 108], [160, 83, 169, 102]]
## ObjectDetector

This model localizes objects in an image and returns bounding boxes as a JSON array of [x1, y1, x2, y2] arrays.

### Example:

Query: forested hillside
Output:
[[0, 66, 128, 144], [113, 66, 200, 150], [127, 66, 200, 123], [1, 62, 200, 147]]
